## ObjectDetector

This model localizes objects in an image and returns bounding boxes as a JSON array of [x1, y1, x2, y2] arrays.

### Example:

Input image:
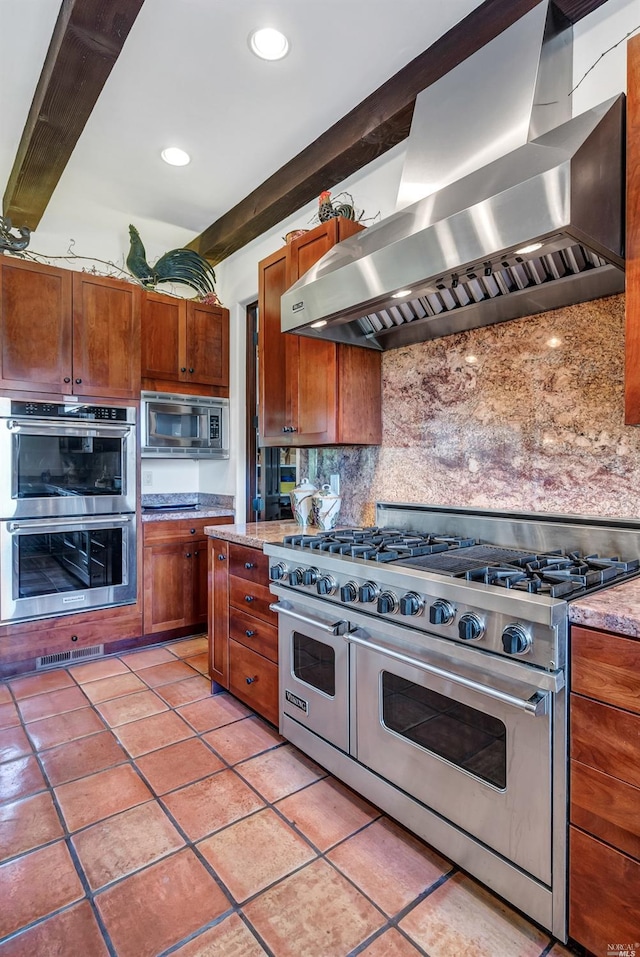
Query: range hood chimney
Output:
[[281, 2, 624, 351]]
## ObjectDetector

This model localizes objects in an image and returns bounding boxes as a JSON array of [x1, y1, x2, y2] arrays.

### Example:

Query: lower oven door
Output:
[[271, 599, 351, 754], [0, 514, 137, 624], [350, 630, 555, 885]]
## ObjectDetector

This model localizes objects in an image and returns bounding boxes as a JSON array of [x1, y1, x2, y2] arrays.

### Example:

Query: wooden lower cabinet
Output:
[[569, 625, 640, 953], [208, 538, 279, 724], [143, 517, 231, 638]]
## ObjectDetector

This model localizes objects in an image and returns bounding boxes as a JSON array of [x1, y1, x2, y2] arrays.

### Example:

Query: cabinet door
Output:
[[192, 540, 209, 627], [141, 291, 184, 383], [208, 538, 229, 686], [258, 246, 291, 445], [143, 542, 191, 633], [0, 257, 73, 393], [72, 273, 141, 398], [185, 302, 229, 389]]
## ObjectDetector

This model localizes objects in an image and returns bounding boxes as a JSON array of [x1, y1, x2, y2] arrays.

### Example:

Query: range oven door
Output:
[[349, 629, 560, 886], [271, 598, 352, 754], [0, 514, 137, 624], [0, 418, 136, 519]]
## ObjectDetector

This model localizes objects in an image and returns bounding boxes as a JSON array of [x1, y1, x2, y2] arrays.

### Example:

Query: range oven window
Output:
[[16, 434, 124, 498], [292, 632, 335, 696], [17, 530, 123, 597], [381, 672, 507, 788]]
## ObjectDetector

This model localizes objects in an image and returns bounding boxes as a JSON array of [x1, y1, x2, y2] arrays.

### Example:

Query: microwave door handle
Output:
[[345, 632, 551, 716], [269, 602, 349, 635], [6, 420, 132, 439]]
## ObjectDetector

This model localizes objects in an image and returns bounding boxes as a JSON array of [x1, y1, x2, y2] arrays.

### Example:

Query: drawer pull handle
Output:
[[246, 675, 258, 685], [244, 562, 256, 569], [245, 629, 256, 637], [71, 635, 78, 642], [244, 595, 255, 603], [218, 554, 226, 561]]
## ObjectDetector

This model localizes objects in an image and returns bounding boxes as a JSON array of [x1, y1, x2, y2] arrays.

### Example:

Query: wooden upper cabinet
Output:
[[258, 217, 382, 447], [72, 272, 141, 399], [141, 289, 229, 397], [626, 34, 640, 422], [0, 257, 140, 399], [0, 257, 72, 394]]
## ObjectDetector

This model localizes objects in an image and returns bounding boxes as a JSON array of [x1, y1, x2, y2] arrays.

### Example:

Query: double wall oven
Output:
[[0, 398, 137, 624], [266, 503, 640, 942]]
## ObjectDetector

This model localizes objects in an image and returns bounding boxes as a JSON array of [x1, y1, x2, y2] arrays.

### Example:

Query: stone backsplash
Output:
[[301, 294, 640, 526]]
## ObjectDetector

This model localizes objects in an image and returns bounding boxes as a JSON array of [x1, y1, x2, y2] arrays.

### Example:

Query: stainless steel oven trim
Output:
[[0, 513, 137, 624], [269, 602, 348, 635]]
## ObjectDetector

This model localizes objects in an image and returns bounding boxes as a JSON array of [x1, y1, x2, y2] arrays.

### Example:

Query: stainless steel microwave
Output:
[[141, 392, 229, 458]]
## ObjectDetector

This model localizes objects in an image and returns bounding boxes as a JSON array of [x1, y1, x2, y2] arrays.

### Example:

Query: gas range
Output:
[[265, 503, 640, 671]]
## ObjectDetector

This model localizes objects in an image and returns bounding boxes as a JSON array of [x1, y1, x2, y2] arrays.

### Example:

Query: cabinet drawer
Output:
[[571, 626, 640, 714], [228, 543, 269, 584], [571, 694, 640, 790], [571, 759, 640, 860], [143, 516, 231, 545], [569, 826, 640, 952], [0, 613, 143, 670], [229, 608, 278, 663], [229, 575, 276, 625], [228, 640, 278, 725]]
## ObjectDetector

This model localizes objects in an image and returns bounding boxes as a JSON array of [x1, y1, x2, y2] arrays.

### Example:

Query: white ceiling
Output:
[[0, 0, 488, 263]]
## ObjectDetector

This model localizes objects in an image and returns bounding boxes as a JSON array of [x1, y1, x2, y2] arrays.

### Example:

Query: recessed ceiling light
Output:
[[392, 289, 412, 298], [249, 27, 289, 61], [161, 147, 191, 167], [515, 242, 543, 255], [310, 319, 327, 328]]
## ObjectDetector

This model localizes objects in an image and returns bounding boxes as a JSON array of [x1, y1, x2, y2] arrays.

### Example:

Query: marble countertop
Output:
[[569, 576, 640, 638], [142, 507, 235, 523], [204, 521, 305, 549]]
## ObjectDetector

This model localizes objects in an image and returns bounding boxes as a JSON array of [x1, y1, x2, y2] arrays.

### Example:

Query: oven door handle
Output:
[[8, 515, 133, 533], [345, 632, 549, 717], [6, 420, 133, 439], [269, 602, 349, 636]]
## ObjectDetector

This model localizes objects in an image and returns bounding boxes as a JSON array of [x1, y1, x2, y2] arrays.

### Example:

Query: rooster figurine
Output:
[[126, 225, 217, 298], [317, 190, 356, 223]]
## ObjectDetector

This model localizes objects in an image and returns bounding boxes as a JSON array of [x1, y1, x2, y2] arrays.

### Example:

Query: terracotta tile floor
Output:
[[0, 635, 579, 957]]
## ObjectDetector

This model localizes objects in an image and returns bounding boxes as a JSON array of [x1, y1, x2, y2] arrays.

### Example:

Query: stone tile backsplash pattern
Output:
[[301, 294, 640, 525]]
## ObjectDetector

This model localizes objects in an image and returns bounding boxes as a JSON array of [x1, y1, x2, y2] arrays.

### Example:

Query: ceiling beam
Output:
[[191, 0, 612, 265], [3, 0, 146, 231]]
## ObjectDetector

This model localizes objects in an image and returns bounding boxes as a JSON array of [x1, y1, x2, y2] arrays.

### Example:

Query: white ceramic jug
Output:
[[289, 477, 318, 527], [311, 484, 342, 531]]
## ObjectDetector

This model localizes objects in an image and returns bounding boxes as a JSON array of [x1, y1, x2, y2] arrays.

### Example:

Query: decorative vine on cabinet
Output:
[[0, 256, 141, 398], [258, 217, 382, 447], [141, 290, 229, 397]]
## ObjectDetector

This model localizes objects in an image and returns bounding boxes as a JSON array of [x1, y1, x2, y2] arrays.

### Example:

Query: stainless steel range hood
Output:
[[281, 3, 625, 351]]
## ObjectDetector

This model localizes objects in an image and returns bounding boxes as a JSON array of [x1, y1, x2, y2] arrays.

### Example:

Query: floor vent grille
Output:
[[36, 645, 104, 670]]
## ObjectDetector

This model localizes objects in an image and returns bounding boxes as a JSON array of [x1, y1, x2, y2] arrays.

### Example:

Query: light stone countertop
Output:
[[142, 507, 235, 523], [204, 521, 307, 549], [569, 577, 640, 638]]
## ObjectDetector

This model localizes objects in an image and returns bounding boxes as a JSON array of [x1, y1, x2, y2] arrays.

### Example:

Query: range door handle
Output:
[[345, 632, 550, 717], [269, 602, 349, 636]]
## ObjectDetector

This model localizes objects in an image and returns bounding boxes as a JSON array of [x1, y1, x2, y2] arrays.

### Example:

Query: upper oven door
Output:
[[0, 418, 136, 519], [350, 628, 557, 886]]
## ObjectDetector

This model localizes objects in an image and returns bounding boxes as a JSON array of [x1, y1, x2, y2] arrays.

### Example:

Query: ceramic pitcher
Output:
[[289, 477, 318, 527], [311, 484, 342, 531]]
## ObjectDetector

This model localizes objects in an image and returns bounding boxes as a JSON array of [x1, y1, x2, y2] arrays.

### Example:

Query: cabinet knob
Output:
[[188, 367, 194, 374], [63, 377, 71, 384], [246, 675, 258, 685], [217, 554, 226, 561], [185, 552, 192, 558], [289, 427, 297, 433], [71, 635, 78, 642], [245, 629, 255, 637], [244, 562, 255, 569], [244, 595, 255, 603], [180, 367, 186, 373], [190, 528, 196, 534], [194, 550, 199, 556], [75, 378, 82, 385]]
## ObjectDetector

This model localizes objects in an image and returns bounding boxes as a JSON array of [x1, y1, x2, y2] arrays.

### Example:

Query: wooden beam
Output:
[[191, 0, 612, 264], [3, 0, 146, 231], [554, 0, 611, 21]]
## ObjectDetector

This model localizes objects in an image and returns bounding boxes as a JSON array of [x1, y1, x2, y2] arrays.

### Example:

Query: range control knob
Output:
[[340, 581, 359, 603], [429, 599, 455, 626], [302, 566, 319, 587], [359, 581, 380, 603], [400, 592, 424, 616], [269, 562, 288, 581], [502, 623, 532, 656], [377, 591, 399, 614], [458, 613, 484, 641], [316, 575, 337, 596], [289, 567, 305, 586]]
